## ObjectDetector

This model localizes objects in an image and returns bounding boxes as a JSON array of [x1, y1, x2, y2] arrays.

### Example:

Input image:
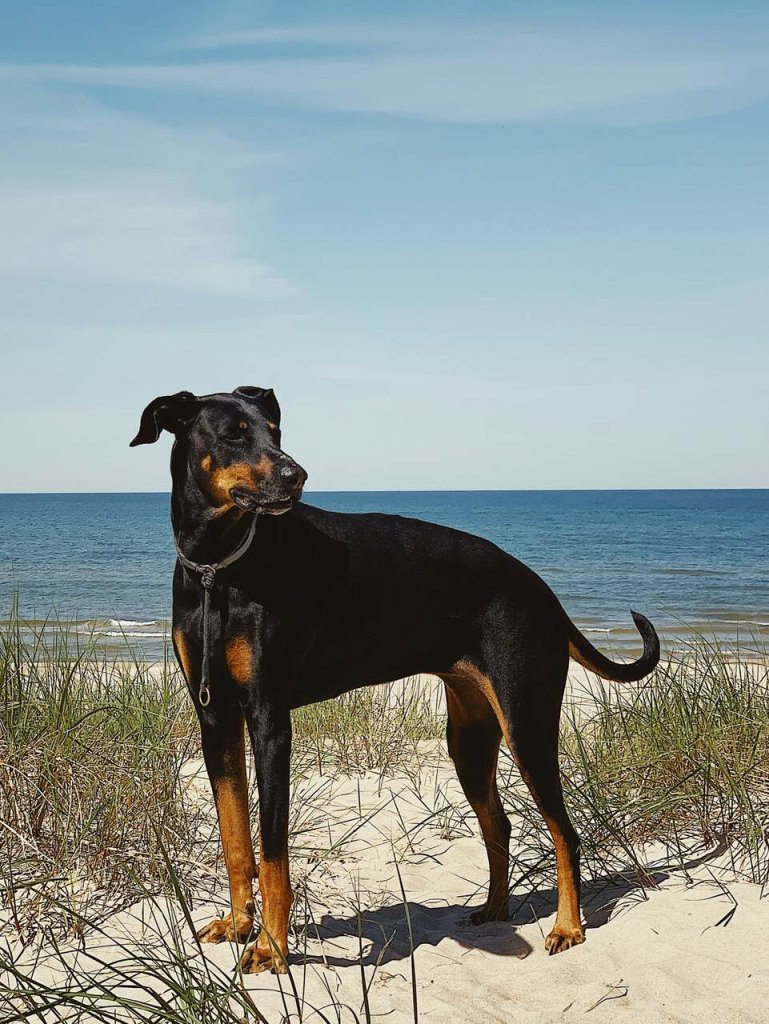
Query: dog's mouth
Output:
[[230, 489, 295, 515]]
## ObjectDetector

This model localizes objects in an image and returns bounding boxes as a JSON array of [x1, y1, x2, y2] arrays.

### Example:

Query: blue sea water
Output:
[[0, 490, 767, 659]]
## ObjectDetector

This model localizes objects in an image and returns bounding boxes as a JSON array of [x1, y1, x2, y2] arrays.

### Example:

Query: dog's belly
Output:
[[290, 664, 435, 709], [290, 614, 469, 708]]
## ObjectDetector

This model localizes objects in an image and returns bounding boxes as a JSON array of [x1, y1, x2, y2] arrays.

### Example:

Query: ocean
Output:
[[0, 490, 767, 659]]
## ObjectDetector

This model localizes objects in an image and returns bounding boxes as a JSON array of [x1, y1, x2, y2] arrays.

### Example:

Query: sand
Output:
[[184, 764, 766, 1024], [5, 666, 768, 1023]]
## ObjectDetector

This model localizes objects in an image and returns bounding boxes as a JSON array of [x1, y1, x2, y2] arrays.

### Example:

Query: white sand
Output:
[[183, 765, 766, 1024], [6, 666, 768, 1023]]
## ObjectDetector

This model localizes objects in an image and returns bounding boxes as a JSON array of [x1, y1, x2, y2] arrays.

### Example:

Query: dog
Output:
[[131, 386, 659, 973]]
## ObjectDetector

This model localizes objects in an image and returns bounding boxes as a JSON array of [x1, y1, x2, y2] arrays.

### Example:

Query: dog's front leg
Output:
[[195, 705, 258, 945], [241, 703, 293, 974]]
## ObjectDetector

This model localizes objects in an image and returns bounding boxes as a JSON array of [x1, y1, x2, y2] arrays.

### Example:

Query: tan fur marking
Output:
[[214, 766, 257, 921], [257, 854, 292, 966], [226, 636, 253, 686], [209, 455, 273, 505], [442, 659, 512, 749], [541, 810, 583, 949], [200, 454, 212, 472], [173, 628, 192, 682]]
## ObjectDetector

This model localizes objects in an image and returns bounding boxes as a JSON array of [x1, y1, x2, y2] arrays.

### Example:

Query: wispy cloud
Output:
[[0, 88, 287, 300], [0, 188, 285, 296], [1, 26, 767, 125], [177, 25, 398, 50]]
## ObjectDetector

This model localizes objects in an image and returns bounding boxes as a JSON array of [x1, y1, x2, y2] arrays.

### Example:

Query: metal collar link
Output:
[[173, 515, 258, 706]]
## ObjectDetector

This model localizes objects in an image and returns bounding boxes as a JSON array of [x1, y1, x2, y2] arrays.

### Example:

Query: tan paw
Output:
[[240, 942, 289, 975], [196, 912, 254, 944], [545, 923, 585, 955]]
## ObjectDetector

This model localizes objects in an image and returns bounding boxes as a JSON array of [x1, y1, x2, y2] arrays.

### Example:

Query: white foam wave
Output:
[[101, 630, 167, 639], [708, 619, 769, 628], [109, 619, 159, 627], [76, 627, 167, 639]]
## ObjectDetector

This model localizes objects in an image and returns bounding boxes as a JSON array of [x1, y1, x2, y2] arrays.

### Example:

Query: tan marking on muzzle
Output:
[[226, 636, 254, 686], [209, 455, 273, 505]]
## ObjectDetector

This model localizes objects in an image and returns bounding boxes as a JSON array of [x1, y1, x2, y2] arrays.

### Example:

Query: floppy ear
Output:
[[129, 391, 198, 447], [233, 385, 281, 426]]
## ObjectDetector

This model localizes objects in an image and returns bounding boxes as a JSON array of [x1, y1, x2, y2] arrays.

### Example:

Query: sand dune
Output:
[[6, 666, 767, 1023]]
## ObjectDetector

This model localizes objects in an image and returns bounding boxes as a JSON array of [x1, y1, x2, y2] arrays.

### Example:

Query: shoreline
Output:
[[3, 624, 767, 667]]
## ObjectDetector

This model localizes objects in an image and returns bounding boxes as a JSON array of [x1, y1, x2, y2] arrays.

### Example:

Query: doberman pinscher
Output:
[[131, 387, 660, 973]]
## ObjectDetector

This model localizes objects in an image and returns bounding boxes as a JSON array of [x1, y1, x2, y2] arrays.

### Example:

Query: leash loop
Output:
[[173, 515, 258, 708], [199, 579, 213, 706]]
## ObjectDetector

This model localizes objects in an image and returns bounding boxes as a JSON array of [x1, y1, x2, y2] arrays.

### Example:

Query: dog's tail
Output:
[[567, 609, 660, 682]]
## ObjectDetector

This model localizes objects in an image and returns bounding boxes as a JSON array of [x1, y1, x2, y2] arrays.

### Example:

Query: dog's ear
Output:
[[234, 386, 281, 427], [129, 391, 199, 446]]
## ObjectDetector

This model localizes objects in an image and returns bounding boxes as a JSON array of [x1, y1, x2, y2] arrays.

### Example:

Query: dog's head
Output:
[[130, 387, 307, 515]]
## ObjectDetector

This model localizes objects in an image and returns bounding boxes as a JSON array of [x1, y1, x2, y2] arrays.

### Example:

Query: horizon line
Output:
[[1, 487, 768, 497]]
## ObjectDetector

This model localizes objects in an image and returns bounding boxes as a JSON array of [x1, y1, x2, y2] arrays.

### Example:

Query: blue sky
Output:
[[1, 1, 767, 491]]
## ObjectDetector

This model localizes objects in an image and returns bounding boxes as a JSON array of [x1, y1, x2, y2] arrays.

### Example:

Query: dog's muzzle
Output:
[[230, 490, 296, 514]]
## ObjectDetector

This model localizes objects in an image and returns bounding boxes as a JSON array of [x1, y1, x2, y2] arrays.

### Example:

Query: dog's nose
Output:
[[279, 460, 307, 492]]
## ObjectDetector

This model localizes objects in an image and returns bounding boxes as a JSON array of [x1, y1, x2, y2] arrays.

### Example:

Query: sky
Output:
[[0, 1, 767, 491]]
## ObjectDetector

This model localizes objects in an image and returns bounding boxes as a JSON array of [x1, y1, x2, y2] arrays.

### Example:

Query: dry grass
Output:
[[292, 678, 444, 775], [499, 641, 769, 918], [0, 614, 204, 942], [565, 645, 769, 882]]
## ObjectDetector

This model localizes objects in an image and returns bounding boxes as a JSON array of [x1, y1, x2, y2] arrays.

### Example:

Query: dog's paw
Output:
[[240, 942, 289, 974], [544, 924, 585, 955], [196, 912, 254, 944]]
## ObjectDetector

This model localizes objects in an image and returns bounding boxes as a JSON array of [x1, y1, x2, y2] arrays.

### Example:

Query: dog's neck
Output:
[[170, 447, 253, 566]]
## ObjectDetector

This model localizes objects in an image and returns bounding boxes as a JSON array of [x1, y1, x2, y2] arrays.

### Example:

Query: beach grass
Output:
[[562, 641, 769, 886], [1, 610, 768, 1021], [292, 678, 444, 775], [0, 609, 204, 943], [499, 642, 769, 923]]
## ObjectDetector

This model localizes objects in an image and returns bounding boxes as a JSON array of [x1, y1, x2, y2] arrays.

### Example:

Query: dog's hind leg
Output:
[[498, 642, 584, 954], [449, 626, 584, 954], [441, 676, 511, 923], [509, 712, 583, 953]]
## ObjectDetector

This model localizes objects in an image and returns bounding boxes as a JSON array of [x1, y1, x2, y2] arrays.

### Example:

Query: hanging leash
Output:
[[173, 514, 259, 706]]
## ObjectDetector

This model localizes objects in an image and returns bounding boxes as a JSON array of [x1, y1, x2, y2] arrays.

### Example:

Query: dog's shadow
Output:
[[297, 866, 670, 969]]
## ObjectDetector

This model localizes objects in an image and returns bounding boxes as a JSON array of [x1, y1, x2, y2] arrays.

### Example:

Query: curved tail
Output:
[[568, 610, 660, 682]]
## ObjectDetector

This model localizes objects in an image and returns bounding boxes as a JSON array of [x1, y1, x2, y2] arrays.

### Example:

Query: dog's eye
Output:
[[224, 421, 248, 441]]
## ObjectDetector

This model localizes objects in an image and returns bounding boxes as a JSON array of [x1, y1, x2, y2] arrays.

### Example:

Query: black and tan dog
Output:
[[131, 386, 659, 973]]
